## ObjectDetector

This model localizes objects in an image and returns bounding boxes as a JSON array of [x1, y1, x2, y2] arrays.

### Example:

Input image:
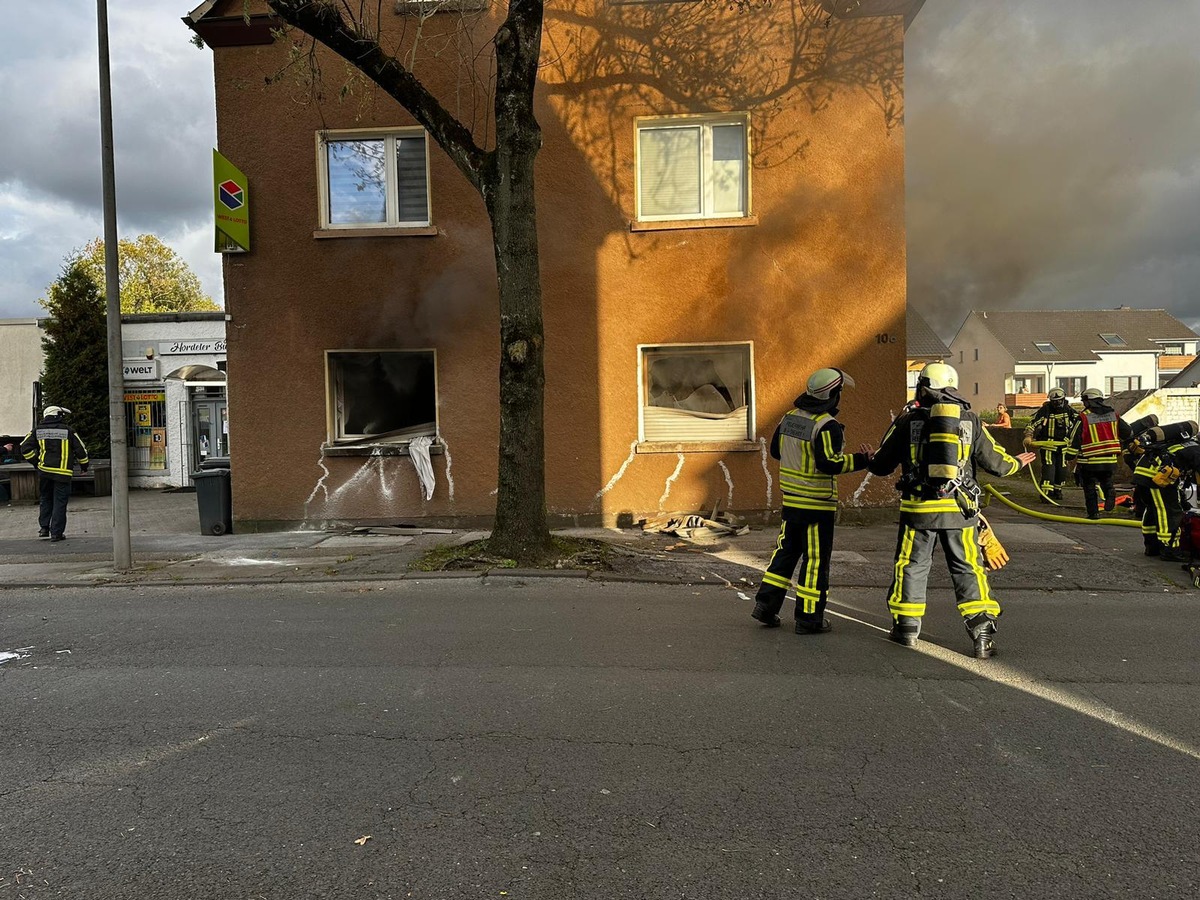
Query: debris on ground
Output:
[[641, 503, 750, 540]]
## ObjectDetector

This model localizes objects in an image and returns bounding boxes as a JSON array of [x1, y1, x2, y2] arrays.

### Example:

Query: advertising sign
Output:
[[214, 149, 249, 253]]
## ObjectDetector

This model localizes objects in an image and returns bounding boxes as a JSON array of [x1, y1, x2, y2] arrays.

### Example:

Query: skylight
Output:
[[1099, 333, 1127, 346], [1034, 342, 1059, 354]]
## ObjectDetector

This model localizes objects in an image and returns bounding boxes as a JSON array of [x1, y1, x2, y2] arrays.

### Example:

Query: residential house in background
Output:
[[948, 308, 1200, 411], [185, 0, 923, 529], [905, 307, 951, 400]]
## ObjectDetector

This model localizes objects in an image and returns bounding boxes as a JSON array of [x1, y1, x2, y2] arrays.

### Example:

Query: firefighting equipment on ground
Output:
[[983, 484, 1141, 527]]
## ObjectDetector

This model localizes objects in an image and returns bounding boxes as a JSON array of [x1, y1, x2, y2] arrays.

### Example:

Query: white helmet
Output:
[[806, 367, 855, 401], [43, 406, 71, 417], [918, 362, 958, 391]]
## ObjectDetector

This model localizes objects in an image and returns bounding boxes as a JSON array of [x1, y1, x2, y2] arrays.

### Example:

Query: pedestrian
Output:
[[1, 440, 21, 464], [868, 363, 1036, 658], [1065, 388, 1132, 520], [751, 368, 873, 634], [1023, 388, 1077, 501], [20, 406, 90, 543], [991, 404, 1012, 428]]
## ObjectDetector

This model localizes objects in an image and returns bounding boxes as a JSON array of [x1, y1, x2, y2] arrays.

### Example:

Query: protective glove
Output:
[[1022, 436, 1034, 451], [977, 514, 1009, 571]]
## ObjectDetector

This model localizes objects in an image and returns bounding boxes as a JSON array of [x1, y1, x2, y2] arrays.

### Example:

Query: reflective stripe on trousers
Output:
[[755, 511, 836, 618], [886, 524, 1000, 620]]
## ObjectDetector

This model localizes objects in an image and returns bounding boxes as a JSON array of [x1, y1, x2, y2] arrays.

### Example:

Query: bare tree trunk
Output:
[[484, 1, 550, 561]]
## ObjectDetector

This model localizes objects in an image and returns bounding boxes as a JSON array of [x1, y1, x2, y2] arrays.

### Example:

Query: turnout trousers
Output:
[[755, 509, 836, 625], [1142, 485, 1182, 550], [1077, 463, 1115, 518], [1038, 446, 1069, 494], [38, 476, 72, 538], [886, 524, 1000, 621]]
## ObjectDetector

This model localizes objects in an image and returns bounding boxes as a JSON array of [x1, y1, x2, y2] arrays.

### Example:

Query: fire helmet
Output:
[[1080, 388, 1104, 402], [43, 406, 71, 417], [806, 368, 855, 401], [918, 362, 958, 391], [1047, 388, 1066, 402]]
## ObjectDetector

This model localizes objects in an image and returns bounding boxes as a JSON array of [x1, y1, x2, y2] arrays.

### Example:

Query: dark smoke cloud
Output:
[[906, 1, 1200, 339]]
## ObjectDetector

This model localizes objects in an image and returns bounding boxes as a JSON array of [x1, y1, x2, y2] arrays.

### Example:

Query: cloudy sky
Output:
[[0, 1, 1196, 337]]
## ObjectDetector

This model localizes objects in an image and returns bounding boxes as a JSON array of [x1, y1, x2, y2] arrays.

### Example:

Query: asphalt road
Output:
[[2, 576, 1198, 900]]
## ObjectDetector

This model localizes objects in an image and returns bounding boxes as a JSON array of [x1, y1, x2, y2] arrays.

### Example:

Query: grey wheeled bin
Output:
[[193, 466, 232, 535]]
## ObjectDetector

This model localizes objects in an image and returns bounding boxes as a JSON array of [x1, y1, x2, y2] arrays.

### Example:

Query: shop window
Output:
[[1105, 375, 1141, 393], [1056, 377, 1086, 396], [639, 343, 753, 443], [124, 390, 167, 472], [327, 350, 437, 445], [636, 116, 748, 221], [318, 129, 430, 229]]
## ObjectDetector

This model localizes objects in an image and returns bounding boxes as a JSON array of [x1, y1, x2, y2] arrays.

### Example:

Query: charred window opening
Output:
[[640, 343, 753, 443], [327, 350, 437, 445]]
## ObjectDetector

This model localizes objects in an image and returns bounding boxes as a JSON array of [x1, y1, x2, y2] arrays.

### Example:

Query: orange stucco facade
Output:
[[193, 0, 914, 529]]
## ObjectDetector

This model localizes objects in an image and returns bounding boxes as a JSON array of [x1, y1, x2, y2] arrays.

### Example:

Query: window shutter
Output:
[[395, 136, 429, 225], [638, 126, 701, 218]]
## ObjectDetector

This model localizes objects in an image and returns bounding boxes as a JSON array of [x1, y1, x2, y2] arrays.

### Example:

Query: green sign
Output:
[[213, 149, 249, 253]]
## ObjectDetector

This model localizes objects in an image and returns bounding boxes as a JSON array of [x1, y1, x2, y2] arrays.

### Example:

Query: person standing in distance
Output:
[[1065, 388, 1132, 520], [20, 406, 90, 543], [868, 363, 1035, 658], [751, 368, 873, 634], [1023, 388, 1077, 501]]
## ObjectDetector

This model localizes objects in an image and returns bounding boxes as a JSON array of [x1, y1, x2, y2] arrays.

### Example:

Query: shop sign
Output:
[[123, 360, 159, 381], [214, 149, 249, 253], [158, 340, 227, 355]]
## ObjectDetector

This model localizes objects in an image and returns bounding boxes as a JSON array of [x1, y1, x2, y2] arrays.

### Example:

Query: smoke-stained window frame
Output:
[[324, 349, 440, 450], [315, 128, 433, 233]]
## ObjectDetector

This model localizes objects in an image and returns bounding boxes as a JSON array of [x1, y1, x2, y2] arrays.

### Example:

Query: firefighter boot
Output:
[[795, 616, 832, 634], [750, 601, 781, 628], [964, 612, 998, 659], [889, 616, 921, 647]]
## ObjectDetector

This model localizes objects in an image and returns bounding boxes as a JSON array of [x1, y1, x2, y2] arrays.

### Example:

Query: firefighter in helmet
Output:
[[868, 363, 1036, 658], [1023, 387, 1078, 501], [751, 368, 872, 634], [1065, 388, 1133, 520], [19, 405, 90, 542]]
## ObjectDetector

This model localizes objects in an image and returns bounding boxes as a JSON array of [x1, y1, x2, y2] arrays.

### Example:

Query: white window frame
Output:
[[634, 115, 750, 223], [1105, 375, 1141, 394], [316, 128, 431, 230], [1013, 374, 1044, 394], [637, 341, 756, 445], [324, 349, 439, 446]]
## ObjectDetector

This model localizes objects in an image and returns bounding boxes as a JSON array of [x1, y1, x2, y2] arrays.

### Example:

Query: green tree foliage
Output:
[[38, 261, 110, 458], [76, 234, 218, 314]]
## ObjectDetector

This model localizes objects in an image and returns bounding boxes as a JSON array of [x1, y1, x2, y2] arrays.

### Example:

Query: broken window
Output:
[[327, 350, 437, 445], [636, 116, 748, 221], [319, 129, 430, 229], [640, 343, 753, 443]]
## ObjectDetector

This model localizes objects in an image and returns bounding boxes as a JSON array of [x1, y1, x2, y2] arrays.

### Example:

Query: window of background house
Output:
[[1099, 333, 1127, 346], [959, 350, 964, 363], [974, 382, 979, 395], [1013, 375, 1044, 393], [1161, 343, 1185, 354], [636, 116, 748, 221], [1055, 376, 1085, 396], [639, 343, 753, 443], [1105, 375, 1141, 393], [974, 349, 979, 361], [318, 129, 429, 229], [1034, 341, 1058, 354], [326, 350, 437, 445]]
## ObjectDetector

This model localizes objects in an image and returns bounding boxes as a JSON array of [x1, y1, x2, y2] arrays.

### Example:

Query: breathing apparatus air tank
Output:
[[924, 401, 963, 483], [1141, 421, 1199, 447]]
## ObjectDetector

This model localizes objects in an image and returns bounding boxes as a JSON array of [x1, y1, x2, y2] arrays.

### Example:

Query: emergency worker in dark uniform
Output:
[[20, 406, 89, 542], [1023, 387, 1077, 500], [1131, 421, 1197, 559], [751, 368, 872, 634], [868, 363, 1036, 658], [1065, 388, 1132, 520]]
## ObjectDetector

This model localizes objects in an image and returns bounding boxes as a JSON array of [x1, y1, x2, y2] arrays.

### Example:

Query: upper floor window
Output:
[[1160, 342, 1186, 355], [636, 116, 748, 222], [1098, 333, 1127, 347], [318, 129, 430, 229]]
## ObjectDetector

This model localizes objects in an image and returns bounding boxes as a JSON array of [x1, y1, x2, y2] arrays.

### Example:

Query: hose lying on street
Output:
[[983, 484, 1142, 528], [1027, 463, 1062, 507]]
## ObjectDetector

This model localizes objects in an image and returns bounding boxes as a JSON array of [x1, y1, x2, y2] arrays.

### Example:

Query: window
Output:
[[124, 390, 167, 473], [326, 350, 437, 445], [974, 349, 979, 361], [1099, 333, 1127, 346], [1013, 375, 1044, 394], [636, 116, 748, 221], [1105, 376, 1141, 393], [1056, 377, 1086, 396], [639, 343, 753, 443], [1161, 343, 1185, 355], [973, 382, 979, 395], [318, 130, 430, 229], [959, 350, 964, 363], [1033, 342, 1058, 354]]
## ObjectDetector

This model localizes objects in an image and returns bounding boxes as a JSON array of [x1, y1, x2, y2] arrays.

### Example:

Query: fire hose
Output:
[[1025, 439, 1064, 506], [983, 484, 1141, 528]]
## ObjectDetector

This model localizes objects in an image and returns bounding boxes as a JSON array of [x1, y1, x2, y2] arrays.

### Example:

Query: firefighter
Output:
[[868, 363, 1036, 659], [1131, 421, 1198, 560], [20, 406, 90, 543], [1065, 388, 1133, 520], [751, 368, 872, 634], [1023, 387, 1078, 501]]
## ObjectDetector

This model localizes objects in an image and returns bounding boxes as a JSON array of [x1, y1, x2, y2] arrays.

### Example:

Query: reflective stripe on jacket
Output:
[[776, 410, 866, 514], [1069, 410, 1122, 464], [20, 421, 90, 482]]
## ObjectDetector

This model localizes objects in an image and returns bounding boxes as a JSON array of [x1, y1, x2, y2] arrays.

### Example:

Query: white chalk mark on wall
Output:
[[658, 453, 685, 511], [718, 461, 734, 507], [759, 437, 774, 508], [328, 457, 377, 504], [304, 447, 331, 510], [595, 440, 638, 502], [441, 438, 455, 501], [850, 472, 874, 505]]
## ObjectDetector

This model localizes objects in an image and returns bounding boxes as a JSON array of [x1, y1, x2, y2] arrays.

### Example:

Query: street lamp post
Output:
[[96, 0, 132, 571]]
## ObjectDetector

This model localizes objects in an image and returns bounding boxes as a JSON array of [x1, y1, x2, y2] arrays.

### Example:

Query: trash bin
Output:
[[199, 456, 231, 470], [193, 466, 232, 535]]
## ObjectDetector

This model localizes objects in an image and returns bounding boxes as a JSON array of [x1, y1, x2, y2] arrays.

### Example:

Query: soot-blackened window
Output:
[[328, 350, 437, 445]]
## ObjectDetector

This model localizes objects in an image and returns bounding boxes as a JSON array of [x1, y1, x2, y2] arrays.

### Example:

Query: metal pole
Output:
[[97, 0, 132, 571]]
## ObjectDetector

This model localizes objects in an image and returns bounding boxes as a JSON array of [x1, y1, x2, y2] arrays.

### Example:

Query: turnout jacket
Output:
[[770, 395, 870, 517], [869, 395, 1021, 529], [1066, 403, 1132, 466], [1024, 401, 1077, 445], [20, 415, 90, 482]]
